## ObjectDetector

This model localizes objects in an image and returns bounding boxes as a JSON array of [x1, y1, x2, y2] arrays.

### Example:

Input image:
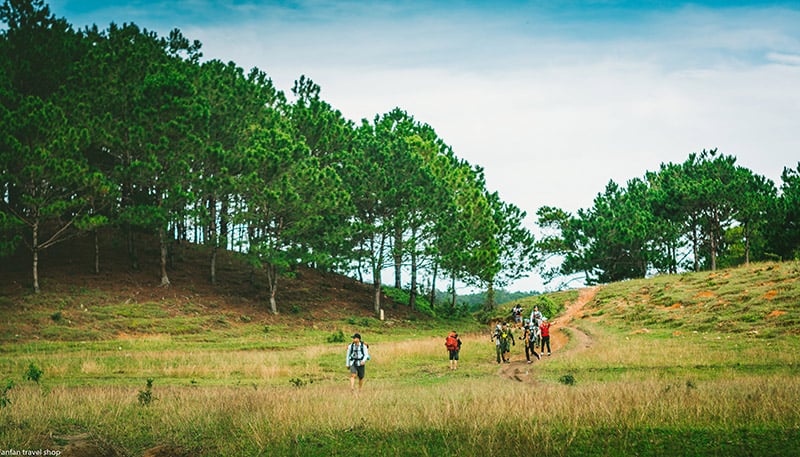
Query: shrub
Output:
[[381, 286, 436, 317], [532, 295, 559, 319], [138, 378, 155, 406], [327, 330, 345, 343], [25, 363, 43, 384], [0, 380, 13, 408], [559, 374, 576, 386]]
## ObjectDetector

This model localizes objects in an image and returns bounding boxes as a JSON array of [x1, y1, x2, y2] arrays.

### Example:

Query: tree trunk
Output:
[[209, 196, 218, 285], [220, 199, 229, 250], [269, 292, 277, 315], [93, 228, 100, 274], [709, 210, 718, 271], [670, 240, 677, 274], [371, 232, 386, 317], [691, 223, 700, 272], [159, 228, 171, 286], [372, 267, 382, 317], [450, 275, 457, 309], [409, 247, 417, 310], [485, 281, 496, 310], [393, 225, 402, 289], [429, 262, 438, 308], [210, 247, 217, 285], [744, 221, 751, 265], [32, 220, 40, 294], [267, 264, 279, 314]]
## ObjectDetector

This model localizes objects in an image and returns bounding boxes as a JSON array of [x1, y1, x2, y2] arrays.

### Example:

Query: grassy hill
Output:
[[0, 237, 798, 456], [505, 261, 799, 337], [0, 234, 443, 343]]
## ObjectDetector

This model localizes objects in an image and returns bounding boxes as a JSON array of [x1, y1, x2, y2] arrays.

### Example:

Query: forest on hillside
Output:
[[0, 0, 537, 314], [536, 148, 800, 287], [1, 1, 799, 314]]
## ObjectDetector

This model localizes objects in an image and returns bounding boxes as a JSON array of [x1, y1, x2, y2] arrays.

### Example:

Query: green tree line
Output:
[[536, 148, 800, 286], [0, 0, 537, 313]]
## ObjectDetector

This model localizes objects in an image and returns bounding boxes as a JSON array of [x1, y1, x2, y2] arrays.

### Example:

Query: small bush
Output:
[[138, 378, 155, 406], [0, 380, 13, 408], [327, 330, 345, 343], [25, 363, 43, 384], [533, 295, 559, 319], [50, 311, 62, 322], [559, 374, 576, 386], [289, 377, 307, 388]]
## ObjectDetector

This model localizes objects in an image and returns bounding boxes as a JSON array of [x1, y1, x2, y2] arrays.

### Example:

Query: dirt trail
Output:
[[498, 286, 598, 383]]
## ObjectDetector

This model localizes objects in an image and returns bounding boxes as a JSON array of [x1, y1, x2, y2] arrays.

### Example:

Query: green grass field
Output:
[[1, 261, 799, 456]]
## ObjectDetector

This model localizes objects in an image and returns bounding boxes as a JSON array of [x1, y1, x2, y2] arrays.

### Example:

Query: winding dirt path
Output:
[[498, 286, 598, 383]]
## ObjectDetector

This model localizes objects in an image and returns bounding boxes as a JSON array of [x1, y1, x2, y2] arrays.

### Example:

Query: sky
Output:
[[46, 0, 800, 292]]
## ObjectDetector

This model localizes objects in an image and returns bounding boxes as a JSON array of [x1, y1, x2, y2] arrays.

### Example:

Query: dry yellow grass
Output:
[[5, 371, 799, 452]]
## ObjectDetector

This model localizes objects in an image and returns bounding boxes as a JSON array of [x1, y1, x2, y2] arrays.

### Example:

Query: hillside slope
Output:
[[488, 260, 799, 339], [581, 261, 800, 337], [0, 231, 422, 341]]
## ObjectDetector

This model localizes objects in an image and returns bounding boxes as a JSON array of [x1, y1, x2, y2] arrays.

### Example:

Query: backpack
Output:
[[445, 334, 459, 351], [349, 342, 365, 363]]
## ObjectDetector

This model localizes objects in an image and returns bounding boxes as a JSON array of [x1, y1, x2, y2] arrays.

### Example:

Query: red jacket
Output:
[[539, 321, 551, 337]]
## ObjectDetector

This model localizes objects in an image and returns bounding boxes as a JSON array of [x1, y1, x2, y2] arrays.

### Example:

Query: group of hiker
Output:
[[344, 304, 552, 392], [493, 304, 551, 363]]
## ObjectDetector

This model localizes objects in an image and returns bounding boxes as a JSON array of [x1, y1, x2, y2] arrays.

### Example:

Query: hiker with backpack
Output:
[[445, 330, 462, 370], [530, 305, 543, 328], [491, 324, 503, 363], [346, 333, 370, 392], [521, 320, 541, 363], [530, 305, 544, 349], [512, 304, 524, 327], [491, 322, 514, 363]]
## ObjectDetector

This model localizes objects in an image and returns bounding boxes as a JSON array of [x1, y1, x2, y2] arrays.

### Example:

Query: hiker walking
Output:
[[521, 320, 541, 363], [346, 333, 370, 392], [491, 324, 503, 363], [445, 330, 462, 370], [529, 305, 543, 328], [539, 318, 552, 356], [512, 304, 524, 327], [530, 305, 544, 348], [491, 322, 514, 363]]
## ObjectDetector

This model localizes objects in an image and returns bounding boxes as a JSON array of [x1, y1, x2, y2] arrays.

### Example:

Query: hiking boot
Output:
[[547, 352, 551, 356]]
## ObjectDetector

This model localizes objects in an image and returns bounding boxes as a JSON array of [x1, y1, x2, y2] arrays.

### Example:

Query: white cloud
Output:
[[766, 52, 800, 66]]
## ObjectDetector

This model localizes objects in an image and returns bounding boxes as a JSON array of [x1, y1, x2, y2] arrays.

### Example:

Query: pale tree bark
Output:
[[159, 228, 171, 286]]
